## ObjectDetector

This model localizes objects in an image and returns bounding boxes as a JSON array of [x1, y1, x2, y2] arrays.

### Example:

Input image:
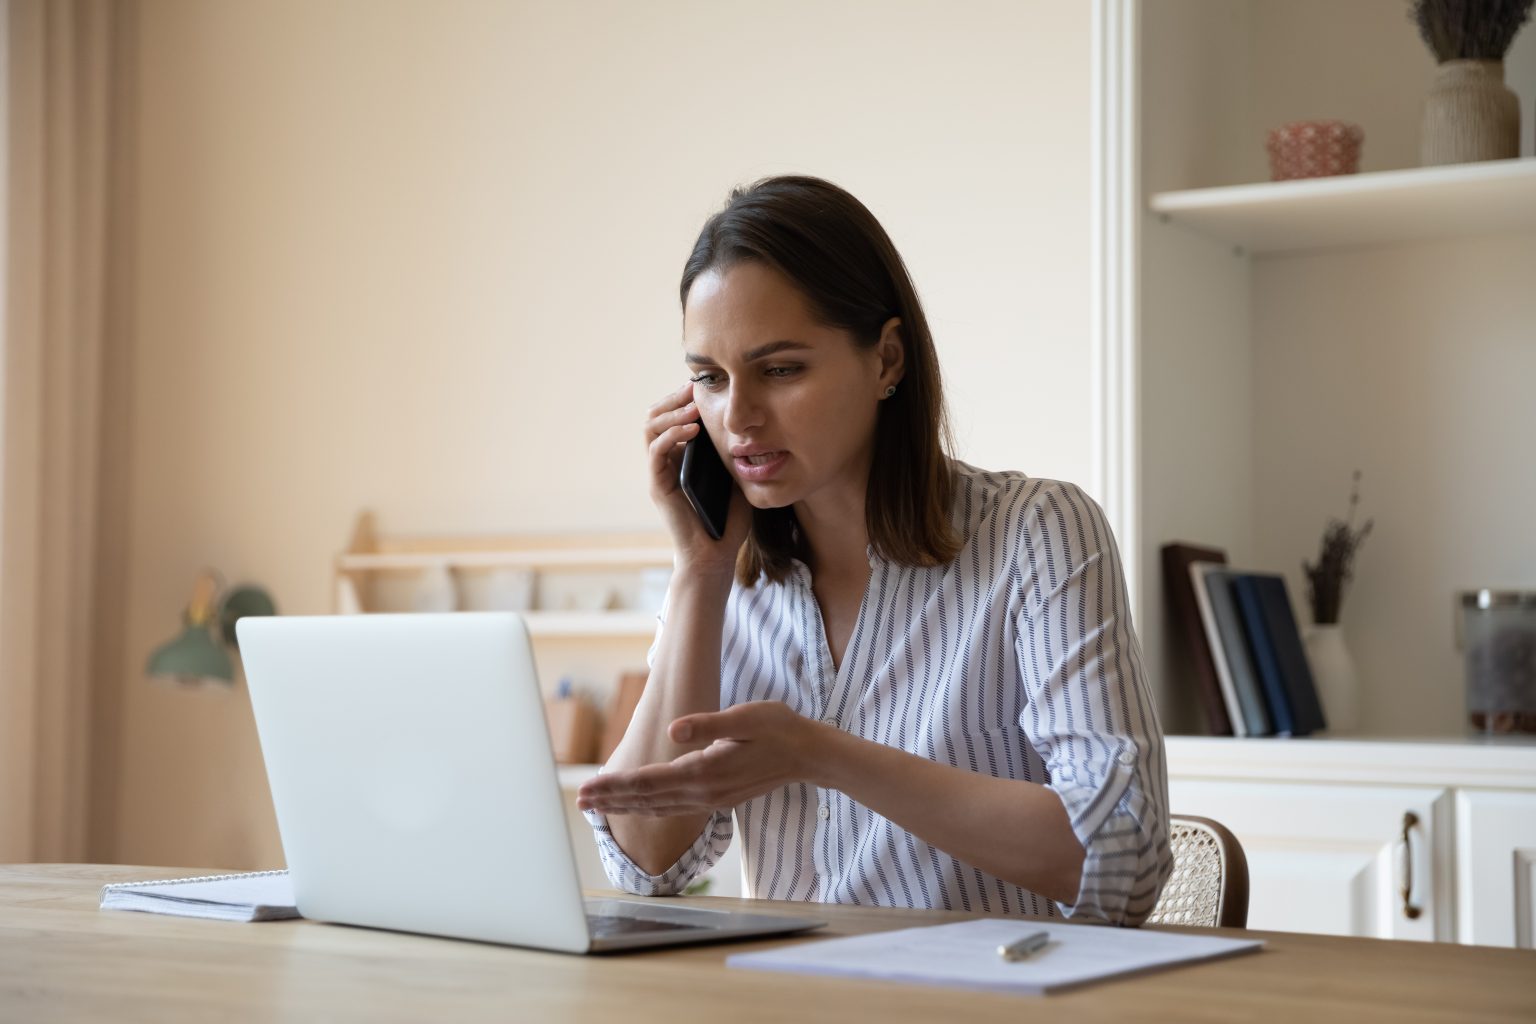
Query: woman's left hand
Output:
[[575, 701, 826, 816]]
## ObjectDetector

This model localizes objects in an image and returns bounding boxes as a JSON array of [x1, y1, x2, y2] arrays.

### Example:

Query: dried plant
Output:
[[1303, 471, 1374, 626], [1409, 0, 1534, 61]]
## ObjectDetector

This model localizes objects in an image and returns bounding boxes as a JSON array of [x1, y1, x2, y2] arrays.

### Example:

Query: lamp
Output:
[[146, 570, 276, 686]]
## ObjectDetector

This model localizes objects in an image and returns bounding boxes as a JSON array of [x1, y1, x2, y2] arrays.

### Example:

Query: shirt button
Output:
[[1117, 749, 1136, 767], [818, 804, 831, 820]]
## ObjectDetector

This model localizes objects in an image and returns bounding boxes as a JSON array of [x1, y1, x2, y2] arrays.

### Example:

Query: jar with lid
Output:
[[1456, 590, 1536, 734]]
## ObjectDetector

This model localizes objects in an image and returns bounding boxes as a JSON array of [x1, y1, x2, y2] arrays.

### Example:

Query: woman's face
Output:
[[682, 261, 902, 512]]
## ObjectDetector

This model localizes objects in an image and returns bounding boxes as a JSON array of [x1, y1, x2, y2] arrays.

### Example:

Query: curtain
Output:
[[0, 0, 128, 863]]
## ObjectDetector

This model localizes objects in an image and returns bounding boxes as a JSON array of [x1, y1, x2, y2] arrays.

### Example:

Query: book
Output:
[[1231, 574, 1326, 737], [1246, 573, 1327, 736], [1190, 562, 1273, 737], [1160, 543, 1234, 736], [727, 917, 1263, 996], [100, 870, 298, 922]]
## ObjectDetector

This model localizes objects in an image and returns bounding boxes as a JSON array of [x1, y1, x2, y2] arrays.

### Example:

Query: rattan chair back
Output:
[[1146, 814, 1249, 929]]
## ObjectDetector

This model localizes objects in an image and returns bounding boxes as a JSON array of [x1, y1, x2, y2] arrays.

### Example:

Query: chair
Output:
[[1146, 814, 1250, 929]]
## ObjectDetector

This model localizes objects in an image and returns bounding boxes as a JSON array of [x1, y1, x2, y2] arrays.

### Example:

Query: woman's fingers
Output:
[[643, 383, 697, 440], [647, 421, 699, 479], [645, 380, 694, 419], [644, 400, 699, 445]]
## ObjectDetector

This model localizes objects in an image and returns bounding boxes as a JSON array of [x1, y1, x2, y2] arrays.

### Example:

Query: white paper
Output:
[[100, 871, 299, 922], [728, 918, 1263, 995]]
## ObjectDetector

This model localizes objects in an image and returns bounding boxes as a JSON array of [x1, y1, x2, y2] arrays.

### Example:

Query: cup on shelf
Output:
[[410, 563, 458, 613], [459, 567, 536, 612], [1265, 120, 1363, 181]]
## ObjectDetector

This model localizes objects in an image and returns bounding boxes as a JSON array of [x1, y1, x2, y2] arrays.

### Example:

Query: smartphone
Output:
[[679, 420, 733, 541]]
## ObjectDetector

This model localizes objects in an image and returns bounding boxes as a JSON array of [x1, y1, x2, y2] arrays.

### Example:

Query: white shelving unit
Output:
[[1150, 157, 1536, 254], [1107, 0, 1536, 740]]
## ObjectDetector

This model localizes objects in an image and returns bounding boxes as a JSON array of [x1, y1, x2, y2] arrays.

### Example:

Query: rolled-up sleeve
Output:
[[584, 795, 733, 896], [581, 590, 734, 895], [1013, 482, 1173, 926]]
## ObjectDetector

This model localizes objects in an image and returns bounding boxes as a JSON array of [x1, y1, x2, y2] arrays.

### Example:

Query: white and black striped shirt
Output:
[[585, 461, 1172, 925]]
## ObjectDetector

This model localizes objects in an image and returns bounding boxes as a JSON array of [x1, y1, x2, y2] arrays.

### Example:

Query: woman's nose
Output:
[[722, 382, 764, 436]]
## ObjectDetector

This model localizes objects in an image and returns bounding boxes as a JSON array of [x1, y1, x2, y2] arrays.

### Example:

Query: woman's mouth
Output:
[[734, 450, 788, 482]]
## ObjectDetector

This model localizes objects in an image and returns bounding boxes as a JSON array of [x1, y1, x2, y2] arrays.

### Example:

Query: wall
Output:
[[111, 0, 1096, 868]]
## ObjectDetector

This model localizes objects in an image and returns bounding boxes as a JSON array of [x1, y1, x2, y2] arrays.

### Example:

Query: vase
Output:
[[1420, 60, 1520, 166], [1303, 624, 1361, 734]]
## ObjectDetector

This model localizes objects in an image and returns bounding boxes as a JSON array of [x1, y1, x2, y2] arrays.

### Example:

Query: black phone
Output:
[[679, 420, 732, 541]]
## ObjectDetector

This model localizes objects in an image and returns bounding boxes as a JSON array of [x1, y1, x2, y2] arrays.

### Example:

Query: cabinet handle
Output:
[[1400, 811, 1422, 920]]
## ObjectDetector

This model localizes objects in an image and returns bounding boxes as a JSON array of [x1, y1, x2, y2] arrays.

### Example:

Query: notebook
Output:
[[1191, 562, 1273, 737], [1160, 543, 1235, 735], [728, 918, 1264, 996], [100, 870, 299, 922], [1231, 573, 1326, 736]]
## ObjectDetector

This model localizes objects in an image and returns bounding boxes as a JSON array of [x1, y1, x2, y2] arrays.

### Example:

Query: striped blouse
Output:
[[584, 461, 1173, 925]]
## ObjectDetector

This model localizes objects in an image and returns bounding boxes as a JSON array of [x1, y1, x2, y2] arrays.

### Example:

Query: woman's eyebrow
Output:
[[685, 339, 812, 365]]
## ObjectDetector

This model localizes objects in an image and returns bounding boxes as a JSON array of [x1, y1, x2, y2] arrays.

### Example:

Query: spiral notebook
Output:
[[100, 870, 299, 922]]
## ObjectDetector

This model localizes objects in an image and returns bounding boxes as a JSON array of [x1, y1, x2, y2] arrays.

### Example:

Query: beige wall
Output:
[[112, 0, 1094, 868]]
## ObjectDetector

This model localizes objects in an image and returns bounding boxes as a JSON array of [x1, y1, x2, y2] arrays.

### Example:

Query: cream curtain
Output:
[[0, 0, 128, 863]]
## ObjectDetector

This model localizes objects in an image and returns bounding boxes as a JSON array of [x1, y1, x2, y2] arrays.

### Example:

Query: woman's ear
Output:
[[875, 316, 905, 394]]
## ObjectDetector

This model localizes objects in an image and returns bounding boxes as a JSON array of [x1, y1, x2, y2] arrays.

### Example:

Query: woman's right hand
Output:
[[646, 381, 752, 578]]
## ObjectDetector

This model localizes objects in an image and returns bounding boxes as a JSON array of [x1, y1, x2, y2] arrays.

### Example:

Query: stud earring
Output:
[[883, 385, 897, 398]]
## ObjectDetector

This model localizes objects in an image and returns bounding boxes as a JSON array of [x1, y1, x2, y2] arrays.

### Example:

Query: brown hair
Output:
[[680, 175, 960, 586]]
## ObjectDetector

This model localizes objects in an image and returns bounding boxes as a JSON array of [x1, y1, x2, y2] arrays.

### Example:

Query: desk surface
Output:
[[5, 864, 1534, 1023]]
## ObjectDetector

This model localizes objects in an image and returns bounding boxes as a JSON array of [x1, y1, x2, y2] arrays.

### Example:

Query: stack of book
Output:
[[1162, 543, 1328, 738]]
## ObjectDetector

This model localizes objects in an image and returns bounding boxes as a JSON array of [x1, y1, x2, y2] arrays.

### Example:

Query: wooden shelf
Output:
[[336, 548, 674, 572], [1148, 157, 1536, 255], [334, 511, 672, 619], [523, 611, 657, 639], [556, 763, 601, 789]]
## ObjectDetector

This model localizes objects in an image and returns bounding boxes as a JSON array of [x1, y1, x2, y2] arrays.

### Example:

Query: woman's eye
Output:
[[688, 372, 725, 390], [765, 365, 801, 379]]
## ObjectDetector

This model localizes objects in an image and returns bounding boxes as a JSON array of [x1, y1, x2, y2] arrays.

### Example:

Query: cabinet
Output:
[[1456, 789, 1536, 948], [1166, 735, 1536, 945], [1168, 779, 1451, 940]]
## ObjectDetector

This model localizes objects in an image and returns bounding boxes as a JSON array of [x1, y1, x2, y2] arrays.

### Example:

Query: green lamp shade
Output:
[[219, 585, 277, 647], [146, 622, 235, 683]]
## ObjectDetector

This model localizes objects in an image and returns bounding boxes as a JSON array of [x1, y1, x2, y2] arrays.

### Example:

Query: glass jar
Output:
[[1456, 590, 1536, 734]]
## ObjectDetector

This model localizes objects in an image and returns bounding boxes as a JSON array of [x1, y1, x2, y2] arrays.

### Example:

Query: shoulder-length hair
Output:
[[680, 175, 960, 587]]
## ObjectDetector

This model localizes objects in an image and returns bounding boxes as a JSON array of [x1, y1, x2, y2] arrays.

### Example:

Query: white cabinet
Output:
[[1168, 779, 1451, 941], [1456, 789, 1536, 948], [1166, 736, 1536, 946]]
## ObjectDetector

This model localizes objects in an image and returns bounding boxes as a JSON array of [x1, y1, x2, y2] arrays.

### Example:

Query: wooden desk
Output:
[[5, 865, 1534, 1022]]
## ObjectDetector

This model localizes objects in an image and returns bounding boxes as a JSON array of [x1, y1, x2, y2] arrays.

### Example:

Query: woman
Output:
[[576, 175, 1171, 926]]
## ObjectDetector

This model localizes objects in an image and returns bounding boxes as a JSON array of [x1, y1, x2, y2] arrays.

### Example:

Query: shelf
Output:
[[556, 763, 601, 789], [336, 548, 674, 572], [523, 611, 657, 639], [1148, 158, 1536, 255]]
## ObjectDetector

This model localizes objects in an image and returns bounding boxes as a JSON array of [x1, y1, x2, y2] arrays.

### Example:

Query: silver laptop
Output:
[[236, 611, 825, 953]]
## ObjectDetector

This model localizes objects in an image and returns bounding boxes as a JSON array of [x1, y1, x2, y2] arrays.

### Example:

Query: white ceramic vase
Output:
[[1303, 623, 1361, 734], [1420, 59, 1520, 166]]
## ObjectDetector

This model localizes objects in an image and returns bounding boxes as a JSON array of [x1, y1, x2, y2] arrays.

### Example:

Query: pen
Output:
[[997, 929, 1050, 962]]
